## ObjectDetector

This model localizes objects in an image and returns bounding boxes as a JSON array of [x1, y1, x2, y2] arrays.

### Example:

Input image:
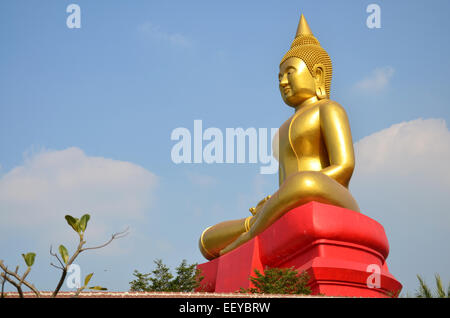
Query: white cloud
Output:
[[354, 66, 395, 93], [0, 147, 158, 240], [352, 118, 450, 226], [354, 118, 450, 183], [138, 22, 192, 48]]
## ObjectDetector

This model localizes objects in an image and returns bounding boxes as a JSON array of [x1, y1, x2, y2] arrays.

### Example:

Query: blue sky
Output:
[[1, 0, 450, 295]]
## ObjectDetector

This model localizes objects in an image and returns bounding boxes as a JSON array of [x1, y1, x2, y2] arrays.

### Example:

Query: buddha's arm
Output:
[[319, 101, 355, 187]]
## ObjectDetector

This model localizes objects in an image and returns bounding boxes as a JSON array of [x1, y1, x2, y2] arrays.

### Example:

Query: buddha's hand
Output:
[[222, 196, 272, 256], [249, 195, 271, 216]]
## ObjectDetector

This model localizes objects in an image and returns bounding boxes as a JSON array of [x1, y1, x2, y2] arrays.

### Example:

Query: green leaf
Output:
[[59, 245, 69, 264], [22, 252, 36, 267], [79, 214, 90, 232], [89, 286, 107, 291], [84, 273, 94, 286], [65, 215, 80, 233], [435, 274, 446, 298], [416, 275, 433, 298]]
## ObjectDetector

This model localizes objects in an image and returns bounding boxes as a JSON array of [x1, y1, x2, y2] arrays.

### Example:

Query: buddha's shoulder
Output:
[[316, 99, 345, 111], [318, 99, 348, 117], [317, 99, 344, 110], [291, 100, 346, 118]]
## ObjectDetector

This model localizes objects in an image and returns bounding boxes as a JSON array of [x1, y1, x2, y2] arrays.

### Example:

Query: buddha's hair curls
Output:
[[280, 34, 332, 98]]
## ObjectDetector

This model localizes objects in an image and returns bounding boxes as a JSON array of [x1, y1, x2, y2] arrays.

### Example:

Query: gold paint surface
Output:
[[198, 14, 360, 260]]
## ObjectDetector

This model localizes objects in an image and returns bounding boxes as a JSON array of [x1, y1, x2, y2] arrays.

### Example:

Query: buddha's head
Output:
[[279, 14, 332, 108]]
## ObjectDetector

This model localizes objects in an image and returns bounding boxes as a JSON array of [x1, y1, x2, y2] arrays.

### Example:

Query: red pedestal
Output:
[[197, 201, 402, 297]]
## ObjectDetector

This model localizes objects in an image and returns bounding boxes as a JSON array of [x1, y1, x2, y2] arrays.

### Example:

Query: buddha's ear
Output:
[[313, 63, 327, 100]]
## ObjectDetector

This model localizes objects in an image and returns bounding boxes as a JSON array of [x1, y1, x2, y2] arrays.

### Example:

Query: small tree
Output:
[[171, 259, 203, 292], [240, 267, 311, 295], [130, 259, 203, 292], [1, 213, 128, 298], [129, 270, 151, 292], [148, 259, 174, 292], [0, 253, 39, 298], [49, 214, 128, 297]]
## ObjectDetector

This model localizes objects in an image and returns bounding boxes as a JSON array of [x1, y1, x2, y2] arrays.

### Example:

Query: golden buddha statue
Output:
[[199, 14, 360, 260]]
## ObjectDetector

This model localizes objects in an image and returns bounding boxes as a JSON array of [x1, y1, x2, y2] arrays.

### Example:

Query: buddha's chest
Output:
[[278, 106, 323, 160]]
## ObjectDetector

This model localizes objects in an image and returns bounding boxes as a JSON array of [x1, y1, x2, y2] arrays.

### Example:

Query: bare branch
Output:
[[66, 236, 86, 267], [81, 227, 130, 252], [50, 245, 65, 268], [50, 262, 64, 270], [1, 272, 23, 298], [51, 269, 67, 298], [0, 260, 40, 297], [1, 282, 5, 298], [1, 269, 7, 298], [0, 261, 20, 282], [19, 266, 31, 286]]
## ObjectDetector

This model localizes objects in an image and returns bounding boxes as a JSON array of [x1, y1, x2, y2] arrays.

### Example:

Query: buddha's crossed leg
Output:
[[200, 171, 359, 259]]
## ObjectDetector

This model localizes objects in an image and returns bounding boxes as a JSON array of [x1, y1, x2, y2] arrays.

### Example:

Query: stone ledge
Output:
[[2, 291, 329, 298]]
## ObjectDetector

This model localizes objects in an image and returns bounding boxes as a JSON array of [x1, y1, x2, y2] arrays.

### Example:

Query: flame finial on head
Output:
[[296, 14, 313, 36]]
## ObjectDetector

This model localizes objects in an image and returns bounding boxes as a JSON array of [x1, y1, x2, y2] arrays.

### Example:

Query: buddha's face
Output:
[[279, 57, 317, 107]]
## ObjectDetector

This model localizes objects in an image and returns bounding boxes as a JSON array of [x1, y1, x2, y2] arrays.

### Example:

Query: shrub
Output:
[[130, 259, 203, 292], [240, 267, 311, 295]]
